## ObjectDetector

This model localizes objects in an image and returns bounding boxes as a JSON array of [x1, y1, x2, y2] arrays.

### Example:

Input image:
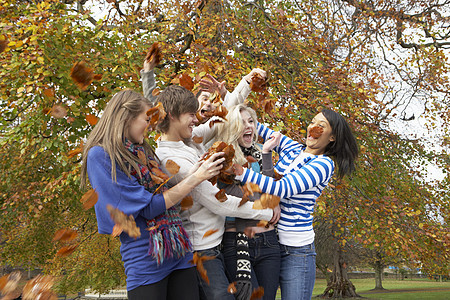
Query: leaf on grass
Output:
[[190, 252, 215, 284], [52, 229, 78, 242], [107, 204, 141, 239], [203, 229, 219, 238], [56, 244, 78, 257], [70, 61, 94, 90], [145, 42, 162, 66], [250, 73, 268, 93], [146, 102, 166, 130], [22, 275, 56, 300], [0, 272, 21, 296], [111, 224, 123, 237], [215, 189, 227, 202], [192, 135, 203, 144], [309, 126, 324, 138], [179, 73, 194, 91], [50, 105, 67, 119], [80, 189, 98, 210], [86, 114, 98, 126], [180, 196, 194, 211], [227, 282, 237, 294], [165, 159, 180, 175], [250, 286, 265, 300]]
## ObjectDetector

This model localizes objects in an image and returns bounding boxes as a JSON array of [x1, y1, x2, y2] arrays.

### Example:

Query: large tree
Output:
[[0, 0, 448, 296]]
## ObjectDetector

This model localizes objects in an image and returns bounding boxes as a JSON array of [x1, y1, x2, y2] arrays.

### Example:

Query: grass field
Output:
[[275, 278, 450, 299]]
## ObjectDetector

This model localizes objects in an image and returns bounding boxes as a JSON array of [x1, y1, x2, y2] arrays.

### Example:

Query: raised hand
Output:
[[199, 74, 227, 100], [262, 132, 282, 153]]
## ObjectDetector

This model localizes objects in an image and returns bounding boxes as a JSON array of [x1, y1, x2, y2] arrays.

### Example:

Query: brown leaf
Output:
[[52, 229, 78, 242], [227, 282, 237, 294], [145, 42, 162, 66], [86, 114, 98, 126], [273, 170, 283, 181], [232, 163, 244, 176], [0, 272, 21, 295], [256, 220, 269, 227], [203, 229, 219, 238], [250, 286, 265, 300], [106, 204, 141, 239], [215, 189, 228, 202], [153, 175, 172, 194], [152, 88, 161, 96], [246, 155, 257, 163], [179, 73, 194, 91], [80, 189, 98, 210], [56, 244, 78, 257], [137, 150, 147, 165], [111, 224, 123, 237], [50, 105, 67, 119], [22, 275, 56, 300], [180, 196, 193, 211], [165, 159, 180, 175], [243, 182, 262, 196], [192, 135, 204, 144], [43, 88, 54, 98], [67, 147, 82, 158], [250, 73, 268, 93], [146, 102, 167, 130], [253, 194, 280, 209], [93, 73, 103, 81], [190, 252, 215, 284], [70, 61, 94, 90], [203, 105, 228, 120], [252, 200, 264, 210], [309, 126, 324, 138], [151, 167, 170, 183], [209, 119, 224, 128], [0, 38, 8, 53]]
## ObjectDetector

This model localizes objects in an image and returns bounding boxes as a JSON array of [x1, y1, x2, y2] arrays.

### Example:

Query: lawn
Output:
[[275, 278, 450, 299]]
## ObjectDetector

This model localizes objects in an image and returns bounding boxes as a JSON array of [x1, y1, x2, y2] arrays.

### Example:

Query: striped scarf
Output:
[[125, 139, 192, 265]]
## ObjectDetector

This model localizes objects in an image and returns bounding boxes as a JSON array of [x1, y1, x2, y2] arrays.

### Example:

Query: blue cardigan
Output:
[[87, 146, 193, 291]]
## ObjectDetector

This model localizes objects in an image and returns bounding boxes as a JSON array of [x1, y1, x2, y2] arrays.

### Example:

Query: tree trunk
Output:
[[319, 248, 361, 298], [373, 260, 385, 290]]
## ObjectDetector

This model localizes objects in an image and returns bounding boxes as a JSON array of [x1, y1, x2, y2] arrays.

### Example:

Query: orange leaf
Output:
[[56, 244, 78, 257], [209, 119, 224, 128], [0, 39, 8, 53], [250, 73, 268, 93], [111, 224, 123, 237], [52, 229, 78, 242], [232, 163, 244, 176], [190, 252, 215, 284], [203, 229, 219, 238], [67, 147, 82, 158], [107, 204, 141, 239], [0, 272, 21, 296], [70, 61, 94, 90], [256, 220, 269, 227], [180, 196, 193, 211], [246, 155, 257, 163], [146, 224, 160, 231], [273, 170, 283, 181], [250, 286, 265, 300], [252, 200, 264, 209], [227, 282, 237, 294], [80, 189, 98, 210], [146, 102, 167, 130], [86, 114, 98, 126], [145, 42, 162, 66], [309, 126, 324, 138], [22, 275, 56, 300], [93, 73, 103, 81], [165, 159, 180, 175], [153, 175, 172, 194], [43, 88, 54, 98], [50, 105, 67, 119], [203, 105, 228, 120], [192, 135, 203, 144], [137, 150, 147, 165], [152, 88, 161, 96], [179, 73, 194, 91], [215, 189, 228, 202]]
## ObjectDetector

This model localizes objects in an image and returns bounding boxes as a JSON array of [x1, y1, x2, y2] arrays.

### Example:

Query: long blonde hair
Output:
[[80, 89, 153, 189], [215, 104, 260, 166]]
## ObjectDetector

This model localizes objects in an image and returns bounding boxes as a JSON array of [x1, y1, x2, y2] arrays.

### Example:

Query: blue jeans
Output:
[[280, 243, 316, 300], [222, 230, 281, 300], [196, 246, 234, 300]]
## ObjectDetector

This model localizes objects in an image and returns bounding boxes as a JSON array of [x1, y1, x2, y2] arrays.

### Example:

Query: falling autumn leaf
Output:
[[165, 159, 180, 175], [246, 155, 257, 163], [111, 224, 123, 237], [145, 42, 162, 66], [309, 126, 324, 138], [137, 150, 147, 165], [209, 119, 224, 128], [22, 275, 56, 300], [192, 135, 204, 144], [179, 73, 194, 91], [180, 195, 194, 211], [70, 61, 94, 90], [153, 175, 172, 194], [107, 204, 141, 239], [232, 163, 244, 176], [249, 73, 268, 93], [190, 252, 215, 284], [227, 282, 237, 294], [67, 142, 83, 158], [52, 229, 78, 242], [146, 102, 167, 130], [273, 170, 283, 181], [250, 286, 265, 300], [0, 272, 21, 296], [203, 229, 219, 238], [203, 105, 228, 120], [215, 189, 228, 202], [50, 105, 67, 119], [56, 244, 78, 257], [253, 193, 280, 209], [80, 189, 98, 210], [86, 114, 98, 126], [152, 88, 161, 97]]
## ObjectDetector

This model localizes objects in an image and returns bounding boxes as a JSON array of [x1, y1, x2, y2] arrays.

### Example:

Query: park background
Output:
[[0, 0, 449, 298]]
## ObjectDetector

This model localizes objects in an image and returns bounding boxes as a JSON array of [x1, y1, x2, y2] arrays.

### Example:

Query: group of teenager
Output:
[[80, 56, 358, 300]]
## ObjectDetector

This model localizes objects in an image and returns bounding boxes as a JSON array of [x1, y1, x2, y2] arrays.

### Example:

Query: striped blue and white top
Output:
[[237, 123, 335, 247]]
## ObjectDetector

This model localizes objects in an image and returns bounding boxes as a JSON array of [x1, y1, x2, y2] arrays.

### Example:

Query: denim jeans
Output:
[[222, 230, 281, 300], [196, 246, 234, 300], [279, 242, 316, 300]]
